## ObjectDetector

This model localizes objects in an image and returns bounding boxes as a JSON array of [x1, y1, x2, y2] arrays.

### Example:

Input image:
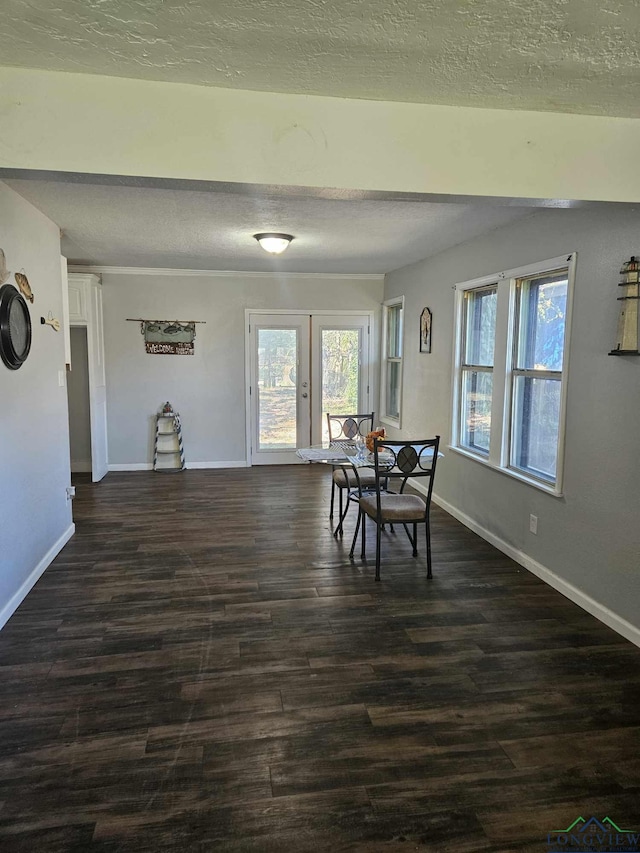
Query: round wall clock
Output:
[[0, 283, 32, 370]]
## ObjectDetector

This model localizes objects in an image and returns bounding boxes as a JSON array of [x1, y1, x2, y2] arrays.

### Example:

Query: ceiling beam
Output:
[[1, 67, 639, 204]]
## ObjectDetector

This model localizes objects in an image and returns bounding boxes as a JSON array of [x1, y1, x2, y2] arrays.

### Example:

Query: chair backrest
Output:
[[373, 436, 440, 503], [327, 412, 374, 442]]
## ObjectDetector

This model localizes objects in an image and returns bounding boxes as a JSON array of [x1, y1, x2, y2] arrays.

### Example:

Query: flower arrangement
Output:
[[365, 428, 386, 452]]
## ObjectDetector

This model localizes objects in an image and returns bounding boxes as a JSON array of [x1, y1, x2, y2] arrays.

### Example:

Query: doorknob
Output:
[[301, 392, 308, 398]]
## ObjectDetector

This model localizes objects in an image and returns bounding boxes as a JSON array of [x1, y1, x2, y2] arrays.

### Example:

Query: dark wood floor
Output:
[[1, 466, 639, 852]]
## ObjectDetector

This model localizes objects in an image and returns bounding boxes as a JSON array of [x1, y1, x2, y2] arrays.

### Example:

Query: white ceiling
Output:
[[2, 0, 640, 117], [6, 179, 534, 273]]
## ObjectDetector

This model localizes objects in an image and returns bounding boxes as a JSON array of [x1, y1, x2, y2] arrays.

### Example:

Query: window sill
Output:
[[448, 445, 564, 498], [380, 415, 401, 429]]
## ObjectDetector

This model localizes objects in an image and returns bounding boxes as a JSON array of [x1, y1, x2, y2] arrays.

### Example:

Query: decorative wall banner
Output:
[[133, 320, 200, 355]]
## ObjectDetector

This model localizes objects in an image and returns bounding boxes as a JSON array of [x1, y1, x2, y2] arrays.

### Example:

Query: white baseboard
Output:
[[108, 463, 153, 471], [186, 461, 248, 469], [409, 479, 640, 649], [108, 461, 248, 471], [0, 524, 75, 631]]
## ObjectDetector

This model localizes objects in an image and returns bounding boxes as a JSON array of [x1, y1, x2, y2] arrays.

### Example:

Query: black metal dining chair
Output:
[[349, 436, 440, 581], [326, 412, 375, 535]]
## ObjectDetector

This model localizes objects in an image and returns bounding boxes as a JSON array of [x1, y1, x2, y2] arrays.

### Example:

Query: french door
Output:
[[247, 311, 372, 465]]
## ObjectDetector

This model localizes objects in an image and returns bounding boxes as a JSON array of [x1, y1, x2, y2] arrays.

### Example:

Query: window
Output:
[[453, 255, 575, 494], [511, 269, 568, 482], [459, 285, 497, 455], [381, 296, 404, 426]]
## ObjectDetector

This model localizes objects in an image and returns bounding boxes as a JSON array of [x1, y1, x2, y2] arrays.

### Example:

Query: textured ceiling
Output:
[[5, 179, 532, 273], [2, 0, 640, 117]]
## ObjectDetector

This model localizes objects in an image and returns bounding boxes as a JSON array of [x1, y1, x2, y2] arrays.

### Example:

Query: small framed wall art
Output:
[[420, 307, 432, 353]]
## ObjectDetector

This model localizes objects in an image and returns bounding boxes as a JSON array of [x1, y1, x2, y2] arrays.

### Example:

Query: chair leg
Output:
[[361, 512, 367, 559], [426, 515, 432, 579], [375, 521, 382, 581], [349, 509, 361, 559], [413, 523, 418, 557], [329, 481, 335, 520]]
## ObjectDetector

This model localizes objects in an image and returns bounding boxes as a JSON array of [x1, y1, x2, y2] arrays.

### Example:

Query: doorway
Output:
[[67, 327, 92, 473], [66, 274, 109, 483], [246, 311, 374, 465]]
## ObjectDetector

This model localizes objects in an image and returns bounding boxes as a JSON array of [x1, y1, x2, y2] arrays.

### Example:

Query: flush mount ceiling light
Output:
[[254, 233, 294, 255]]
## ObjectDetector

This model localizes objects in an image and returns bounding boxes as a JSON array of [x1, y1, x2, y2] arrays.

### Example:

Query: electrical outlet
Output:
[[66, 486, 76, 501], [529, 514, 538, 535]]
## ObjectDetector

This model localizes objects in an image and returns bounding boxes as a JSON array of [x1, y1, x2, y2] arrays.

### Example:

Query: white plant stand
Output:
[[153, 413, 186, 473]]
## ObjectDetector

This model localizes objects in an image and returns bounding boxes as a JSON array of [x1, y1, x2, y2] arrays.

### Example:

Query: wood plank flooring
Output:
[[0, 465, 639, 852]]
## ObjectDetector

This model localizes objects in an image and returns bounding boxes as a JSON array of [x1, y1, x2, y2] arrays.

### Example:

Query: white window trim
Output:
[[380, 295, 405, 428], [451, 253, 576, 497]]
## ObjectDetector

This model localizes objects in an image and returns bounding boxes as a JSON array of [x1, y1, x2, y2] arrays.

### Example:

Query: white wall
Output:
[[0, 182, 73, 627], [67, 327, 92, 472], [385, 207, 640, 634], [99, 271, 384, 467]]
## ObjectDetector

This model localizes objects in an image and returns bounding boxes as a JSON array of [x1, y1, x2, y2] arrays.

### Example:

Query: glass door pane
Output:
[[321, 328, 361, 442], [257, 327, 298, 450]]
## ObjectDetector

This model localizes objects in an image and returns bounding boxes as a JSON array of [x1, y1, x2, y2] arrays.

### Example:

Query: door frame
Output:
[[68, 273, 109, 482], [244, 308, 376, 467]]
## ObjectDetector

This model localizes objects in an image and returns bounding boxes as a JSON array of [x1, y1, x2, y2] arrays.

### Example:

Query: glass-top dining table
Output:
[[296, 440, 442, 467], [296, 441, 368, 465], [296, 440, 442, 537]]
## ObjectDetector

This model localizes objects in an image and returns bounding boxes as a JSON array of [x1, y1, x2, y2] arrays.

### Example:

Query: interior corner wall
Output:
[[0, 182, 73, 628], [384, 206, 640, 632], [100, 273, 384, 467]]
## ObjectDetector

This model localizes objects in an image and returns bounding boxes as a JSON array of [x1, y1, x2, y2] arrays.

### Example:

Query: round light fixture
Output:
[[254, 233, 294, 255]]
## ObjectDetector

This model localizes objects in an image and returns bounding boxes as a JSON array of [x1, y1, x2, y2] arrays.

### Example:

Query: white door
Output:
[[310, 314, 371, 445], [248, 312, 372, 465], [249, 314, 311, 465]]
